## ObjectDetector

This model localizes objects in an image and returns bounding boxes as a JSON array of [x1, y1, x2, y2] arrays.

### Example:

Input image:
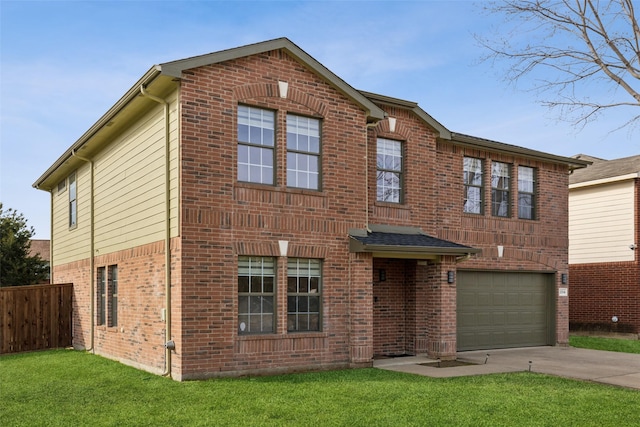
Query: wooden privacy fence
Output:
[[0, 283, 73, 354]]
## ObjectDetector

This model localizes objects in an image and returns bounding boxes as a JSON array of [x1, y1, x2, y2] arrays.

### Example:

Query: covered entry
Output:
[[457, 271, 555, 351]]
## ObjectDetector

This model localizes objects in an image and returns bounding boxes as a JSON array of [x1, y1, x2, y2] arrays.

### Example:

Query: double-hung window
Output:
[[97, 265, 118, 326], [97, 267, 106, 326], [491, 162, 511, 217], [518, 166, 536, 220], [68, 171, 77, 228], [237, 106, 275, 185], [238, 257, 275, 334], [376, 138, 403, 203], [463, 157, 483, 214], [287, 258, 322, 332], [287, 114, 321, 190], [108, 265, 118, 327]]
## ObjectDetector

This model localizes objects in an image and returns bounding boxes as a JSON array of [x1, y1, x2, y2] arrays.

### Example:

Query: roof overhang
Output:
[[34, 38, 386, 191], [160, 37, 385, 123], [569, 172, 640, 189], [449, 133, 591, 170], [349, 225, 480, 260], [33, 67, 176, 191], [360, 91, 452, 139]]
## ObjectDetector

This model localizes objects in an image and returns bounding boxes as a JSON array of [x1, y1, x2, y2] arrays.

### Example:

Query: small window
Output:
[[518, 166, 536, 220], [238, 256, 275, 334], [68, 171, 77, 228], [237, 105, 275, 185], [97, 267, 106, 326], [463, 157, 483, 214], [108, 265, 118, 327], [287, 114, 321, 190], [287, 258, 322, 332], [491, 162, 511, 217], [57, 179, 66, 194], [377, 138, 403, 203]]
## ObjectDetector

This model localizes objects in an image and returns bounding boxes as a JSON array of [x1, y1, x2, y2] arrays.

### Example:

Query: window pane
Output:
[[238, 296, 248, 313], [464, 186, 482, 214], [287, 258, 321, 332], [238, 256, 275, 335], [287, 277, 297, 293], [287, 115, 321, 190], [309, 296, 320, 312], [309, 314, 320, 331], [238, 106, 275, 184], [376, 139, 402, 203]]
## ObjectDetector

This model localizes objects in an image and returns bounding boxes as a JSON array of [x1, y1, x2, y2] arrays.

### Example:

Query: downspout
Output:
[[71, 150, 95, 352], [49, 192, 54, 284], [140, 85, 173, 377]]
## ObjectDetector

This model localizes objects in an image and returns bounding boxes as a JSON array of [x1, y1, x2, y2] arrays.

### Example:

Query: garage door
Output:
[[457, 271, 554, 351]]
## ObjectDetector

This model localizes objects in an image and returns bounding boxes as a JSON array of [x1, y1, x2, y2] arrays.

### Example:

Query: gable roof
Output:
[[33, 38, 385, 190], [33, 37, 589, 190], [360, 92, 589, 170], [569, 154, 640, 186], [160, 38, 386, 123]]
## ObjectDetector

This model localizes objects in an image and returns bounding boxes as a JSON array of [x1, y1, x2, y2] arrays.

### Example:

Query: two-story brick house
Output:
[[33, 38, 588, 380]]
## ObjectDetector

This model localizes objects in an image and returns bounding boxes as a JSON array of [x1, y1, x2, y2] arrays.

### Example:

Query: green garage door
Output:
[[457, 272, 555, 351]]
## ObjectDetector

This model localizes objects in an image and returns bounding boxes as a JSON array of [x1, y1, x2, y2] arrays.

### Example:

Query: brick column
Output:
[[349, 252, 373, 366], [424, 256, 457, 360]]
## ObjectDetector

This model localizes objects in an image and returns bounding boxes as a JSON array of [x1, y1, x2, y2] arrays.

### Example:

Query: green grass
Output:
[[2, 350, 639, 426], [570, 335, 640, 354]]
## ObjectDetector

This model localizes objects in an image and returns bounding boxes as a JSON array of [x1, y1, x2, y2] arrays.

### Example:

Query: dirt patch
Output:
[[419, 360, 477, 368]]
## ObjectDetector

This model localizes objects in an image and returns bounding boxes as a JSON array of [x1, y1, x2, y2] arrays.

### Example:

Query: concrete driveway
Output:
[[373, 346, 640, 390]]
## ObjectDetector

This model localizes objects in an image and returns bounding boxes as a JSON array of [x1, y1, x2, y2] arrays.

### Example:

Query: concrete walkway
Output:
[[373, 346, 640, 390]]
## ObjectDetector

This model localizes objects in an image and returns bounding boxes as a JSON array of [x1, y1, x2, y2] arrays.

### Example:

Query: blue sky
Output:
[[1, 1, 638, 239]]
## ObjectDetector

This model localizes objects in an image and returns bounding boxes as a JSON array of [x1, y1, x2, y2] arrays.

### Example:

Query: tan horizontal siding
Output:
[[569, 180, 635, 264], [52, 163, 91, 266]]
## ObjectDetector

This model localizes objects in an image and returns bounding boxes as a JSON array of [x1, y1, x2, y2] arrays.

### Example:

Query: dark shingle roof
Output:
[[352, 232, 472, 249], [570, 154, 640, 184], [349, 227, 480, 256]]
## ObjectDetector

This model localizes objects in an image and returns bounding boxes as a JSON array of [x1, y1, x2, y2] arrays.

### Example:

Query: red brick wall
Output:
[[569, 261, 640, 333], [53, 238, 181, 375], [176, 49, 372, 379], [372, 259, 411, 357]]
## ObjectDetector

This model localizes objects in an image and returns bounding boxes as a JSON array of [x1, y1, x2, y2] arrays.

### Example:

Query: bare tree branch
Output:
[[477, 0, 640, 131]]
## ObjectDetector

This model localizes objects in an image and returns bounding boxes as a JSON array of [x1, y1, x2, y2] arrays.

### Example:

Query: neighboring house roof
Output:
[[349, 225, 480, 257], [33, 37, 590, 190], [569, 154, 640, 186], [29, 239, 50, 261]]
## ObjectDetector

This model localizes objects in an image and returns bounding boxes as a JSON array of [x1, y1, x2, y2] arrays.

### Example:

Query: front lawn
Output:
[[570, 335, 640, 354], [1, 350, 639, 426]]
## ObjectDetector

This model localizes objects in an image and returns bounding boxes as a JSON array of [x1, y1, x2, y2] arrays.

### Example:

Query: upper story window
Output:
[[518, 166, 536, 220], [68, 171, 77, 228], [463, 157, 483, 214], [237, 105, 275, 185], [376, 138, 403, 203], [491, 162, 511, 217], [287, 258, 322, 332], [238, 256, 275, 335], [287, 114, 321, 190]]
